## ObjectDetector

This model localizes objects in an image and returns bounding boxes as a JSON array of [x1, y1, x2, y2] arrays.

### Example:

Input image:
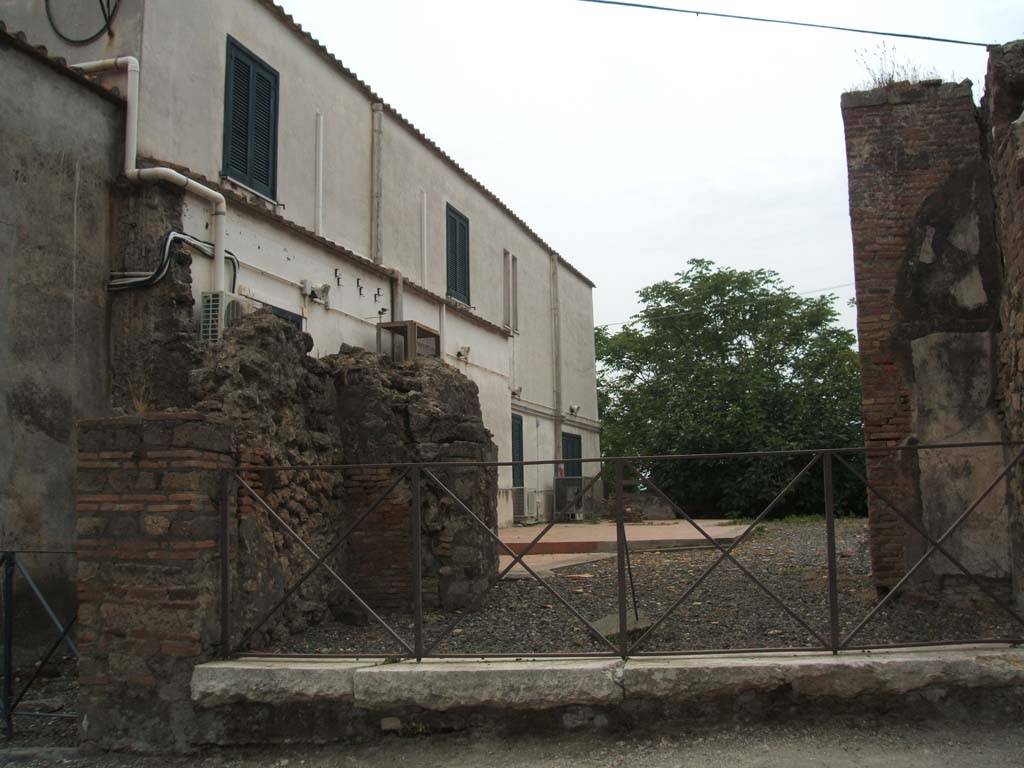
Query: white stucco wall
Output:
[[3, 0, 601, 525], [137, 0, 373, 257]]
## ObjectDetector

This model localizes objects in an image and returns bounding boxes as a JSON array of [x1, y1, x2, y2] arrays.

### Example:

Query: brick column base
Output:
[[76, 413, 234, 751]]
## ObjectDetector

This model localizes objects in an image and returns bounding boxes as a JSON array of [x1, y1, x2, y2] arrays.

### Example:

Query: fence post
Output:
[[219, 471, 234, 659], [823, 453, 841, 654], [2, 552, 14, 737], [410, 466, 424, 661], [614, 461, 628, 660]]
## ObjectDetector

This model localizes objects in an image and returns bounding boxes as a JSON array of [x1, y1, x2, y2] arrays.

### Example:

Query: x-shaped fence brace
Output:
[[225, 446, 1024, 661], [626, 455, 830, 655], [232, 469, 414, 655], [1, 552, 79, 737], [621, 448, 1024, 656], [834, 447, 1024, 649], [229, 464, 633, 659]]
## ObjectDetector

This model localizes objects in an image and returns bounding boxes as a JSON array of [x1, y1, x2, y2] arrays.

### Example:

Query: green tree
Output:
[[597, 259, 864, 518]]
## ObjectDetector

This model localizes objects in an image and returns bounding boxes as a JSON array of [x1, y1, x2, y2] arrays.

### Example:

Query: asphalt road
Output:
[[4, 720, 1024, 768]]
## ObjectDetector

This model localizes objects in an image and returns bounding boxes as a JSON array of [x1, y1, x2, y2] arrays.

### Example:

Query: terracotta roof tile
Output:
[[0, 20, 124, 105]]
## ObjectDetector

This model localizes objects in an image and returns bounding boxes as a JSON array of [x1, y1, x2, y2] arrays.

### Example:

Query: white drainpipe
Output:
[[73, 56, 229, 294]]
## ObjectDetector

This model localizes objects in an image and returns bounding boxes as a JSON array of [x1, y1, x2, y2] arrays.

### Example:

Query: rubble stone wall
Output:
[[188, 312, 498, 645]]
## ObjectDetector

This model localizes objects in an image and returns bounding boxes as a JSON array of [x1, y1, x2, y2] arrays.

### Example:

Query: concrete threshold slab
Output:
[[192, 645, 1024, 714]]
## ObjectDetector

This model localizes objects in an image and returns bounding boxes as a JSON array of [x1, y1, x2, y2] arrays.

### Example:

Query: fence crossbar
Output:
[[422, 470, 605, 656], [422, 470, 619, 654], [834, 454, 1024, 633], [235, 474, 414, 656], [839, 446, 1024, 649], [234, 468, 410, 653], [628, 458, 829, 652]]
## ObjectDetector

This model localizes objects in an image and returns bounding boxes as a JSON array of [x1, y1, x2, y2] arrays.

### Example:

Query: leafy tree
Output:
[[596, 259, 865, 518]]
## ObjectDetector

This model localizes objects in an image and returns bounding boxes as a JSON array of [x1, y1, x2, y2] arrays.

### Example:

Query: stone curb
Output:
[[192, 647, 1024, 712]]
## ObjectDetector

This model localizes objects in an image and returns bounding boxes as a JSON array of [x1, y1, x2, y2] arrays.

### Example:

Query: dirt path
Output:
[[5, 721, 1024, 768]]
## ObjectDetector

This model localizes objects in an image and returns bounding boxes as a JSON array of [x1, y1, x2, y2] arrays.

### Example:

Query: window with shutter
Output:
[[511, 414, 524, 488], [446, 204, 470, 304], [223, 38, 278, 199]]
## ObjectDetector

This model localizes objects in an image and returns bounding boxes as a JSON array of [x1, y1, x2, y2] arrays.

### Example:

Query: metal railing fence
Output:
[[0, 550, 78, 738], [218, 441, 1024, 661]]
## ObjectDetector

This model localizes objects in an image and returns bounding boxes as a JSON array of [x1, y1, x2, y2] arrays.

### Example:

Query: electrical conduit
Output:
[[72, 56, 229, 294]]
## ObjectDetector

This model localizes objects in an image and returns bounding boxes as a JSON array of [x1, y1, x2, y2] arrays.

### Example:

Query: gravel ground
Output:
[[1, 658, 79, 749], [5, 720, 1024, 767], [273, 518, 1021, 656], [3, 519, 1019, 752]]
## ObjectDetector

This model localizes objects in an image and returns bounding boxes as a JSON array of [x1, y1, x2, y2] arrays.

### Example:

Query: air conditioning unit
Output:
[[557, 479, 598, 528], [512, 488, 540, 524], [200, 291, 260, 343]]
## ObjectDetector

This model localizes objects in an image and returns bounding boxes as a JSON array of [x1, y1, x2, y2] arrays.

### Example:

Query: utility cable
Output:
[[575, 0, 994, 47], [45, 0, 121, 46]]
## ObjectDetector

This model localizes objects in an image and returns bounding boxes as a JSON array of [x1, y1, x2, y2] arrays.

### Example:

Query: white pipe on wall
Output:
[[73, 56, 229, 294], [369, 103, 384, 265], [419, 188, 427, 286], [314, 111, 324, 236]]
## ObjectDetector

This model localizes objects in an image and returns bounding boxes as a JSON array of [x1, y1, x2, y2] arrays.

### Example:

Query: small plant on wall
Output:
[[852, 41, 944, 90]]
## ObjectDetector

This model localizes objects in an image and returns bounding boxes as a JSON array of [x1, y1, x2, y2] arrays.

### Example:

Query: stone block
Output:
[[191, 659, 381, 707], [353, 658, 624, 710]]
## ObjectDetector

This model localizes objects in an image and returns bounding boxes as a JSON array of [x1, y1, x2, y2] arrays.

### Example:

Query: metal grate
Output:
[[200, 291, 223, 344]]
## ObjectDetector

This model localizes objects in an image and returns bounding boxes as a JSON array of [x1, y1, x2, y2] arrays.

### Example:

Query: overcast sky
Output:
[[278, 0, 1023, 332]]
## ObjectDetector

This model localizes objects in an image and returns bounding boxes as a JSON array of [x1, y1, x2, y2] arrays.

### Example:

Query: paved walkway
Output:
[[497, 519, 748, 576]]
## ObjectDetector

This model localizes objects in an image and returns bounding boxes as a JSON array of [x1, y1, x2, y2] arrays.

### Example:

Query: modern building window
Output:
[[446, 204, 470, 304], [503, 250, 512, 328], [511, 414, 524, 488], [561, 432, 583, 478], [511, 254, 519, 331], [223, 37, 279, 199], [502, 251, 519, 330], [270, 305, 303, 330]]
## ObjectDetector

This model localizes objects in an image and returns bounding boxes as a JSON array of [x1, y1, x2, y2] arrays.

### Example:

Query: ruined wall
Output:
[[188, 312, 498, 646], [0, 33, 121, 650], [988, 41, 1024, 608], [109, 182, 200, 411], [842, 80, 1008, 590]]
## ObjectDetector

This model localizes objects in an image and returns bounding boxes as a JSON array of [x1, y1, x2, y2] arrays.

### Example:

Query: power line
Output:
[[596, 281, 855, 330], [575, 0, 994, 47]]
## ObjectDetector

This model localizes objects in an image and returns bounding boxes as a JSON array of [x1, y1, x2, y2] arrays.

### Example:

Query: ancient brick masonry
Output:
[[76, 413, 234, 751], [842, 81, 1003, 590]]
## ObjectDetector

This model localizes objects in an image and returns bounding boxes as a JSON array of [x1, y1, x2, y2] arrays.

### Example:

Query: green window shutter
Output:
[[223, 38, 278, 198], [511, 414, 524, 488], [251, 69, 276, 194], [446, 208, 458, 298], [446, 204, 470, 304], [224, 50, 251, 179]]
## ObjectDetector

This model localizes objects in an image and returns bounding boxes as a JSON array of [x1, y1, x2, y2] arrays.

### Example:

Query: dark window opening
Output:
[[270, 305, 303, 330], [511, 414, 524, 488], [561, 432, 583, 478]]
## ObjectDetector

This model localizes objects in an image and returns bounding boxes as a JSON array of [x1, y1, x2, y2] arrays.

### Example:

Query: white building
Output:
[[3, 0, 601, 526]]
